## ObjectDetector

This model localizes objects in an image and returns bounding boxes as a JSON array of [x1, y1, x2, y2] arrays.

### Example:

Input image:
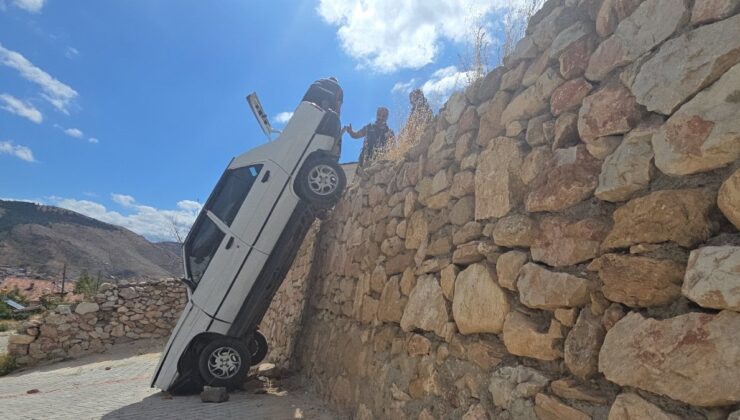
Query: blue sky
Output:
[[0, 0, 515, 241]]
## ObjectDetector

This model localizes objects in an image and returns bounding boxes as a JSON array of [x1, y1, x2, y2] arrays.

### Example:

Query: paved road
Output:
[[0, 342, 338, 420]]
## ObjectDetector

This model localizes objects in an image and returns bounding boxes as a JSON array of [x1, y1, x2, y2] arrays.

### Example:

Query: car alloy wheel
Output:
[[207, 346, 242, 379], [307, 164, 340, 196]]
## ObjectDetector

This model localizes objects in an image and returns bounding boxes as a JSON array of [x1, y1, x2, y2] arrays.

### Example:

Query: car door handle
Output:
[[225, 237, 235, 250], [261, 170, 270, 183]]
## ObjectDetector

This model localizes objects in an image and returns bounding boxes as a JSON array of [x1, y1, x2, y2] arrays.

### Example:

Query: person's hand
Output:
[[346, 124, 353, 132]]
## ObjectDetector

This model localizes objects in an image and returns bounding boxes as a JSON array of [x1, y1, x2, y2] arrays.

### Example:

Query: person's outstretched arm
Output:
[[344, 123, 368, 139]]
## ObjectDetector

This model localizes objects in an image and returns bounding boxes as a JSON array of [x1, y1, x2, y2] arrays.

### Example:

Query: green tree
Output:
[[74, 270, 100, 299]]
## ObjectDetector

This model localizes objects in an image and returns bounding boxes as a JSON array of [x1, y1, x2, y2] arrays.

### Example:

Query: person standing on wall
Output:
[[343, 107, 395, 167]]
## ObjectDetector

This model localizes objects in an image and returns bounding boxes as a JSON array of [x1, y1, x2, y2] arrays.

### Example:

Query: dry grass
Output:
[[501, 0, 545, 62], [0, 354, 18, 376], [375, 109, 431, 163]]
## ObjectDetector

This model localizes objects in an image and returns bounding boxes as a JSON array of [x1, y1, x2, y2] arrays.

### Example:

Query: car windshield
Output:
[[183, 164, 262, 286]]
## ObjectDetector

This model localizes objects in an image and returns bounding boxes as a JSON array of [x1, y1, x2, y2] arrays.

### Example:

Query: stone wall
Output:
[[7, 279, 186, 365], [288, 0, 740, 418], [259, 222, 321, 369]]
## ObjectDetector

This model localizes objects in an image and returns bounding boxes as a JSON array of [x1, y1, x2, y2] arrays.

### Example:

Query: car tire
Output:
[[295, 157, 346, 210], [197, 336, 251, 389], [248, 331, 269, 365]]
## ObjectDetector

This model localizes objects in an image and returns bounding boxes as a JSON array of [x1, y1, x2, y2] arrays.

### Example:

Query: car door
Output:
[[185, 164, 267, 318], [226, 159, 289, 254]]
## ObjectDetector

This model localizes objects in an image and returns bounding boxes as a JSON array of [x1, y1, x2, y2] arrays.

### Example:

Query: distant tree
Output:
[[74, 270, 100, 299]]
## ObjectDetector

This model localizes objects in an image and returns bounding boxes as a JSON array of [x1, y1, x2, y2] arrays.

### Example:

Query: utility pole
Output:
[[61, 263, 66, 297]]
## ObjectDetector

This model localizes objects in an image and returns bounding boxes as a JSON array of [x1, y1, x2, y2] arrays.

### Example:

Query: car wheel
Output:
[[248, 331, 269, 365], [296, 158, 346, 210], [198, 336, 251, 389]]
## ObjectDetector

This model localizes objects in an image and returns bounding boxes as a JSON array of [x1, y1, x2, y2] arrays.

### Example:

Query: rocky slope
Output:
[[0, 200, 182, 280]]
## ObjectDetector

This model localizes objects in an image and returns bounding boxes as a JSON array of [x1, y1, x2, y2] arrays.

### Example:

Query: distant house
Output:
[[0, 277, 83, 304]]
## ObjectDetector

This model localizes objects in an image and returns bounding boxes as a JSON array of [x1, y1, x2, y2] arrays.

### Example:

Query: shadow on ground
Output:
[[102, 388, 337, 420]]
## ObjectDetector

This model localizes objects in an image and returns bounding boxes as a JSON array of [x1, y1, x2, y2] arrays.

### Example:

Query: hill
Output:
[[0, 200, 182, 280]]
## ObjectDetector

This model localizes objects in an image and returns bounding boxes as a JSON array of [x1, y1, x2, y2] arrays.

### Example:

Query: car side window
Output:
[[208, 164, 262, 226], [185, 216, 225, 286]]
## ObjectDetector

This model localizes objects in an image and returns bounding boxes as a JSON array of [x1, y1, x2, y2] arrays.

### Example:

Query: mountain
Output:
[[0, 200, 182, 281]]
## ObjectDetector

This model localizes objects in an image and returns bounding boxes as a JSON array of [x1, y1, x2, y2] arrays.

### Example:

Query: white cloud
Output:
[[88, 137, 99, 144], [0, 140, 35, 162], [65, 47, 79, 59], [317, 0, 510, 72], [399, 66, 474, 108], [111, 193, 136, 207], [273, 111, 293, 124], [12, 0, 44, 13], [0, 43, 78, 113], [0, 93, 43, 123], [64, 128, 83, 138], [50, 195, 203, 242], [391, 79, 416, 94]]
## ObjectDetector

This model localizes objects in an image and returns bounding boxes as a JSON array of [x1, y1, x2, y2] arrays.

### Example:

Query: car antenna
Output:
[[246, 92, 281, 140]]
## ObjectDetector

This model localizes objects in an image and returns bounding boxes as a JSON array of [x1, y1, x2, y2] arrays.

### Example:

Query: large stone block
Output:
[[629, 14, 740, 115], [444, 91, 468, 124], [599, 311, 740, 406], [404, 211, 428, 250], [531, 6, 580, 49], [491, 214, 539, 248], [564, 308, 606, 379], [590, 254, 684, 307], [475, 138, 526, 220], [400, 276, 449, 338], [452, 263, 510, 335], [522, 52, 550, 87], [531, 216, 610, 267], [496, 251, 528, 291], [682, 246, 740, 312], [500, 68, 564, 125], [477, 91, 511, 145], [578, 84, 641, 143], [490, 365, 550, 409], [548, 22, 591, 61], [602, 189, 716, 250], [595, 122, 657, 202], [525, 145, 601, 212], [586, 0, 688, 81], [691, 0, 740, 24], [651, 63, 740, 176], [719, 168, 740, 230], [553, 113, 579, 149], [596, 0, 644, 37], [534, 394, 590, 420], [377, 276, 406, 323], [550, 77, 593, 116], [608, 393, 682, 420], [503, 312, 564, 361], [518, 263, 591, 310]]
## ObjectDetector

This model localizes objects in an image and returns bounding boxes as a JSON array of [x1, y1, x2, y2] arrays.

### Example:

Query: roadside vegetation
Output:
[[0, 354, 18, 376]]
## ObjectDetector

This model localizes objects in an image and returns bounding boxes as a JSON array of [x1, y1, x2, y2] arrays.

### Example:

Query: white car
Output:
[[152, 79, 346, 392]]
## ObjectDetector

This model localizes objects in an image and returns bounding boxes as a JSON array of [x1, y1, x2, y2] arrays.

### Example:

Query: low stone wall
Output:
[[7, 279, 186, 365]]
